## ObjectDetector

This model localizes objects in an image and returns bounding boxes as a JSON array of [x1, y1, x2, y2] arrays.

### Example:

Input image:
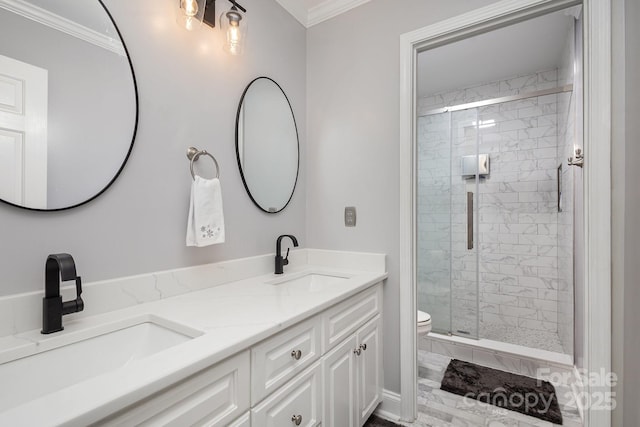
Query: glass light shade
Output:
[[220, 6, 248, 55], [177, 0, 206, 31]]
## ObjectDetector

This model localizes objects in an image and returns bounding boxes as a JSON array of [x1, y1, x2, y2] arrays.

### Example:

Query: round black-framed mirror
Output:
[[235, 77, 299, 214], [0, 0, 138, 211]]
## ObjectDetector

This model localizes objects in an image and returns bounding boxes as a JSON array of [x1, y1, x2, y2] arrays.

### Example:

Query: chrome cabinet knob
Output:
[[354, 348, 361, 356], [291, 349, 302, 360], [291, 414, 302, 425], [360, 343, 367, 351]]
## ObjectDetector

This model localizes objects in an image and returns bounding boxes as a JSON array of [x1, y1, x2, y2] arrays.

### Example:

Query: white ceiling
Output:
[[274, 0, 371, 27], [417, 8, 578, 97]]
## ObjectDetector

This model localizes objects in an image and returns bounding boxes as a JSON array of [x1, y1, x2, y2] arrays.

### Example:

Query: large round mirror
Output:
[[0, 0, 137, 211], [236, 77, 299, 213]]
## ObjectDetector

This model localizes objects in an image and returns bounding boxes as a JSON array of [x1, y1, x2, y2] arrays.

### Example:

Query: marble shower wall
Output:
[[417, 69, 569, 349]]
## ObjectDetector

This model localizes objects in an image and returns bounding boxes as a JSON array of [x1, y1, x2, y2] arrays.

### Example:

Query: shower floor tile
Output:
[[480, 324, 564, 354], [391, 350, 583, 427], [434, 318, 566, 354]]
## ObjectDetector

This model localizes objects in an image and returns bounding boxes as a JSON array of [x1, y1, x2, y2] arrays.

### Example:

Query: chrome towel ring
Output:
[[186, 146, 220, 180]]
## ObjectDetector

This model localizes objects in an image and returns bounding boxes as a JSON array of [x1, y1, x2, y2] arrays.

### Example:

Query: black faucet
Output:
[[275, 235, 299, 274], [42, 254, 84, 334]]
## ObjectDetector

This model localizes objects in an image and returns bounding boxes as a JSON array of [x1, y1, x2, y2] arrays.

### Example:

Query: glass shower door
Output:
[[450, 109, 480, 338], [416, 111, 452, 334], [416, 109, 480, 338]]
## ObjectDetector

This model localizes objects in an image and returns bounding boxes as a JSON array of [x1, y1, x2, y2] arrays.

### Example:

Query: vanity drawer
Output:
[[251, 315, 321, 404], [323, 283, 382, 352], [251, 361, 322, 427], [97, 351, 250, 427]]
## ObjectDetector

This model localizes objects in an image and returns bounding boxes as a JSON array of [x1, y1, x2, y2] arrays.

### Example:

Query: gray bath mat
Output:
[[364, 415, 402, 426], [440, 359, 563, 425]]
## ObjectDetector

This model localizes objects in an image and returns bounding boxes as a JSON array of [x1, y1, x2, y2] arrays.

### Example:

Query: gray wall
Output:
[[306, 0, 497, 394], [0, 0, 306, 295], [612, 0, 639, 424]]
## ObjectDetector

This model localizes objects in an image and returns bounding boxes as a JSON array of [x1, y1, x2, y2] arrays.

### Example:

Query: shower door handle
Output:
[[467, 192, 473, 250]]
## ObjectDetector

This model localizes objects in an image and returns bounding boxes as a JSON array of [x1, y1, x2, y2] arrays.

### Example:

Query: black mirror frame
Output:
[[0, 0, 139, 212], [235, 76, 300, 214]]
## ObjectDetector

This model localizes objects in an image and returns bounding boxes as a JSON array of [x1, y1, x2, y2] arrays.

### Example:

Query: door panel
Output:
[[323, 335, 357, 427], [0, 54, 48, 208], [0, 129, 23, 203], [357, 316, 382, 425]]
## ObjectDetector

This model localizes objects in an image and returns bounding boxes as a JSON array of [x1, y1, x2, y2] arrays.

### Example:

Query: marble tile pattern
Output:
[[416, 69, 572, 350], [390, 350, 583, 427], [417, 70, 560, 115], [0, 249, 385, 338]]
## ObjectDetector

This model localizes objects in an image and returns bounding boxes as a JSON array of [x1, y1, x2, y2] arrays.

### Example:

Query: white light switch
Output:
[[345, 206, 356, 227]]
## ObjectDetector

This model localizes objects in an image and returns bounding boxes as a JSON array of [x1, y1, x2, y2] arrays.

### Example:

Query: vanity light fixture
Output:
[[177, 0, 206, 31], [177, 0, 248, 55], [219, 2, 248, 55]]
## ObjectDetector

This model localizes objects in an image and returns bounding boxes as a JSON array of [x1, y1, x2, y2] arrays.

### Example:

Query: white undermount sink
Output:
[[266, 271, 351, 292], [0, 315, 201, 412]]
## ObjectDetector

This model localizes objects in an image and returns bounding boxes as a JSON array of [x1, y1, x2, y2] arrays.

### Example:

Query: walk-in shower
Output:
[[416, 7, 582, 359]]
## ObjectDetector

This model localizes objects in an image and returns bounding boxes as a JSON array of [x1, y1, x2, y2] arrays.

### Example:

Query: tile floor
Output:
[[394, 350, 583, 427]]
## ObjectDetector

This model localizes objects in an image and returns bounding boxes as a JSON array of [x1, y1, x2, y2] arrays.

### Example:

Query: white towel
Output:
[[186, 176, 225, 247]]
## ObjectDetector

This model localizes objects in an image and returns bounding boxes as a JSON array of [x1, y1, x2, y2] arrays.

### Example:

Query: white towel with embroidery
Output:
[[186, 176, 225, 247]]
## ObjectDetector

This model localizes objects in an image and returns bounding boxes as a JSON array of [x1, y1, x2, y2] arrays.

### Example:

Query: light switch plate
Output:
[[345, 206, 356, 227]]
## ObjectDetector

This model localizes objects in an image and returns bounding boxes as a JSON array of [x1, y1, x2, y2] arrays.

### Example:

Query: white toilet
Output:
[[417, 310, 432, 337]]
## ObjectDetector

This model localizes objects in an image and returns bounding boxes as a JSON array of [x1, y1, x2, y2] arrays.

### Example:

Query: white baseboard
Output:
[[374, 389, 402, 421]]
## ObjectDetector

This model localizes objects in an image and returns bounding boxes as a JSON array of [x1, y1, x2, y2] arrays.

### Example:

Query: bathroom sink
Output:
[[0, 316, 201, 412], [266, 272, 351, 292]]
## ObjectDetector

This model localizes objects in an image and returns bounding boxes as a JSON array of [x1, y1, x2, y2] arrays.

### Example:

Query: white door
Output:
[[357, 316, 383, 425], [323, 334, 358, 427], [0, 54, 47, 208]]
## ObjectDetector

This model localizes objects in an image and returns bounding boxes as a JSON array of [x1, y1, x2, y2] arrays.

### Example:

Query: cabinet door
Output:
[[323, 334, 358, 427], [357, 316, 382, 425]]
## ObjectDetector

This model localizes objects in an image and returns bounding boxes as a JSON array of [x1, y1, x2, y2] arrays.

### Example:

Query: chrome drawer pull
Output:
[[291, 349, 302, 360], [291, 414, 302, 425]]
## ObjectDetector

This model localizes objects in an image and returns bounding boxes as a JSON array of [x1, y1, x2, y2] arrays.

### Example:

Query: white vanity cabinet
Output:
[[321, 284, 383, 426], [251, 282, 383, 427], [95, 282, 383, 427]]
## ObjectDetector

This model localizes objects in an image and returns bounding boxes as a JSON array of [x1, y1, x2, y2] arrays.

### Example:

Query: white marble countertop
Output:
[[0, 256, 387, 426]]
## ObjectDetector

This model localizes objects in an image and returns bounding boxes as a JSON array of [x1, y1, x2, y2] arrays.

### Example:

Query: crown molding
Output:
[[0, 0, 125, 56], [275, 0, 372, 28], [274, 0, 309, 27], [307, 0, 372, 27]]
